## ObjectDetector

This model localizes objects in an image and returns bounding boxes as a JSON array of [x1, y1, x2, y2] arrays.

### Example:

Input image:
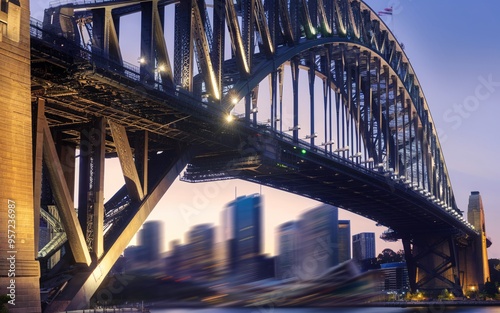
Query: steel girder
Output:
[[35, 0, 476, 260], [32, 0, 482, 306]]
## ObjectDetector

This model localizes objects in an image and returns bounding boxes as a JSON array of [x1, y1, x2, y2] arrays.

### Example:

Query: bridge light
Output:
[[226, 114, 234, 123], [231, 97, 239, 105], [360, 158, 374, 164], [305, 133, 317, 139], [137, 57, 146, 64], [301, 149, 307, 155], [251, 107, 258, 113], [321, 140, 335, 146], [287, 125, 301, 131]]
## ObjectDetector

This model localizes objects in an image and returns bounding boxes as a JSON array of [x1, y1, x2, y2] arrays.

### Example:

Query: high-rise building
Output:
[[276, 221, 299, 280], [222, 194, 262, 282], [138, 220, 164, 262], [188, 224, 215, 280], [338, 220, 351, 262], [297, 204, 339, 279], [352, 232, 376, 261]]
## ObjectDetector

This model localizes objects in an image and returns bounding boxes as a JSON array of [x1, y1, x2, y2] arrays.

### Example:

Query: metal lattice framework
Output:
[[29, 0, 488, 310], [41, 0, 463, 217]]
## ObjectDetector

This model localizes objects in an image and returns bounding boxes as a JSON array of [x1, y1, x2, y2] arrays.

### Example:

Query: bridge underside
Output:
[[182, 141, 481, 296], [27, 2, 489, 310]]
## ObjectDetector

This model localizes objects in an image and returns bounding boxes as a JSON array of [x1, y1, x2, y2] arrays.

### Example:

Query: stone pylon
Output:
[[465, 191, 490, 289], [0, 0, 42, 311]]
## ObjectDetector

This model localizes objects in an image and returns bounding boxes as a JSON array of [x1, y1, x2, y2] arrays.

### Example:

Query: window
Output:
[[1, 0, 7, 13]]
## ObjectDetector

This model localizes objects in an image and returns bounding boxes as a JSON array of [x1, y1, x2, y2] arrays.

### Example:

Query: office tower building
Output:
[[276, 221, 299, 279], [352, 232, 376, 261], [138, 220, 164, 262], [338, 220, 351, 262], [297, 204, 339, 279], [222, 194, 262, 282], [188, 224, 215, 280]]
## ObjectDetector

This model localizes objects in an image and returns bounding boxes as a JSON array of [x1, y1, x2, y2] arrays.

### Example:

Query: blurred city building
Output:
[[297, 204, 340, 279], [275, 221, 300, 279], [338, 220, 351, 263], [187, 224, 215, 281], [139, 220, 164, 262], [275, 205, 353, 280], [222, 194, 264, 282], [352, 232, 376, 262]]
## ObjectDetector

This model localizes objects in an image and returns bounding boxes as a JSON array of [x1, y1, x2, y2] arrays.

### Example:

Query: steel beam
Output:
[[62, 148, 193, 311], [77, 118, 106, 259], [91, 8, 122, 63], [42, 117, 92, 266], [108, 121, 144, 202]]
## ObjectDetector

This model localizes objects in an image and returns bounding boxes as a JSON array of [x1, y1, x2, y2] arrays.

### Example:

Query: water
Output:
[[149, 307, 500, 313]]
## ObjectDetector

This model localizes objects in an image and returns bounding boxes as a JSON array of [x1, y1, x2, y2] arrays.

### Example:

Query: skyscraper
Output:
[[188, 224, 215, 280], [223, 194, 262, 282], [138, 220, 164, 262], [297, 204, 339, 279], [338, 220, 351, 262], [352, 232, 376, 261], [276, 221, 299, 280]]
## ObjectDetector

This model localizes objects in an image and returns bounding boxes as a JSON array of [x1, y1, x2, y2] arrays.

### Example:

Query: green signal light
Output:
[[301, 149, 307, 154]]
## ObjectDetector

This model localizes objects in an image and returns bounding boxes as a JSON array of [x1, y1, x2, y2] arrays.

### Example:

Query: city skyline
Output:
[[27, 0, 500, 259]]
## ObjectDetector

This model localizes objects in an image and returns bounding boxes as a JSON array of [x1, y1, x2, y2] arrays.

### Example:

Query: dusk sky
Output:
[[30, 1, 500, 258]]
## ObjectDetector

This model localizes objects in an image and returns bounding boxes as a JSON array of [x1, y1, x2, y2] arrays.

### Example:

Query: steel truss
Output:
[[31, 0, 487, 309]]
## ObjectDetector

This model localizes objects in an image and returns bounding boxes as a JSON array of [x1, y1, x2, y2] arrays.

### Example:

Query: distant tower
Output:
[[188, 224, 215, 280], [297, 205, 339, 279], [223, 194, 262, 282], [338, 220, 351, 262], [276, 221, 299, 279], [352, 232, 376, 261], [467, 191, 490, 287], [139, 221, 164, 261]]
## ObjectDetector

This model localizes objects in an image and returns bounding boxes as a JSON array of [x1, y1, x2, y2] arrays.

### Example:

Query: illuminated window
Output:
[[1, 0, 7, 13]]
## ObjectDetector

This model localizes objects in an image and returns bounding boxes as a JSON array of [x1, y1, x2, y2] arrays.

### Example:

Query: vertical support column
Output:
[[402, 238, 417, 292], [400, 88, 407, 177], [269, 70, 278, 131], [308, 52, 316, 146], [354, 53, 361, 159], [278, 65, 284, 133], [174, 0, 193, 90], [383, 67, 391, 170], [77, 118, 105, 259], [212, 0, 225, 102], [141, 1, 155, 84], [291, 57, 300, 142], [391, 75, 399, 176], [242, 0, 254, 71], [0, 0, 42, 310], [33, 99, 45, 258], [135, 131, 149, 196], [91, 8, 122, 63]]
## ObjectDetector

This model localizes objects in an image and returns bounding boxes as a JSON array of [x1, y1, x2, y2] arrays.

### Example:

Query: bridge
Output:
[[0, 0, 491, 312]]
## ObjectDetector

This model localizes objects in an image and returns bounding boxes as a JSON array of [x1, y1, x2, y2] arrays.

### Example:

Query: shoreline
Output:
[[146, 300, 500, 309]]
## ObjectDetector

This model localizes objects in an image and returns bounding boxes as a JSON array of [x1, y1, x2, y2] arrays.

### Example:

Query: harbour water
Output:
[[148, 307, 500, 313]]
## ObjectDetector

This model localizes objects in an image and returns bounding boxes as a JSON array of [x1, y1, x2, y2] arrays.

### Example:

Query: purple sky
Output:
[[30, 0, 500, 259]]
